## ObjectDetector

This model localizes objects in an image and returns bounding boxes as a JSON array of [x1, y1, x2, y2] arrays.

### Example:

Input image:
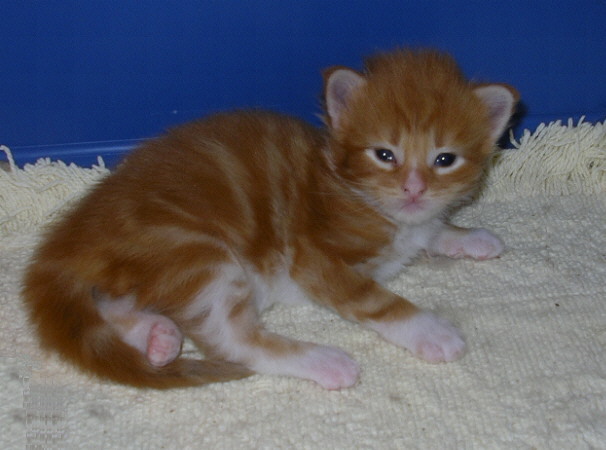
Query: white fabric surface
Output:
[[1, 118, 605, 449]]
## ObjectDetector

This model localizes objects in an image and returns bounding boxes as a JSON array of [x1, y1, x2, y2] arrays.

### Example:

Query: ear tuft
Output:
[[473, 85, 518, 140], [324, 68, 366, 131]]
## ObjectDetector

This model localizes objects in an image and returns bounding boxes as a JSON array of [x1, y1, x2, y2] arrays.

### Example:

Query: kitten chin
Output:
[[22, 48, 517, 389], [386, 196, 449, 225]]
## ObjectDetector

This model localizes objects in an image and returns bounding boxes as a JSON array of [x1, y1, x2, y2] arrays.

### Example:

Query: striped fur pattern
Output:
[[22, 49, 517, 389]]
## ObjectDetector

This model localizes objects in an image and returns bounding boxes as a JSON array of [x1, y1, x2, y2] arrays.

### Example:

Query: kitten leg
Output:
[[97, 296, 183, 367], [428, 224, 504, 260], [245, 334, 361, 390], [188, 267, 359, 389], [292, 243, 466, 363]]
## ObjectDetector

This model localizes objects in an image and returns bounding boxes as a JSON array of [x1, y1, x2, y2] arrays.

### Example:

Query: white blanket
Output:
[[1, 118, 605, 449]]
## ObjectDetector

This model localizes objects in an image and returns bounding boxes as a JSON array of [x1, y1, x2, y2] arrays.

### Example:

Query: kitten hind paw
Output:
[[299, 345, 360, 390], [146, 317, 183, 367], [371, 311, 466, 363], [404, 312, 466, 363]]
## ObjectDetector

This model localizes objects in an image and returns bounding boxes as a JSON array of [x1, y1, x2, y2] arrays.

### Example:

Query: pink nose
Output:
[[403, 170, 427, 199]]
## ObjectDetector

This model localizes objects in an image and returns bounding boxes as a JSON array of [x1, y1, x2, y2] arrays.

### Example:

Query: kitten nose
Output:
[[403, 170, 427, 199]]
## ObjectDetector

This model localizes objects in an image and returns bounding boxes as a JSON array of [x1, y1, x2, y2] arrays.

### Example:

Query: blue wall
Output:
[[3, 1, 605, 167]]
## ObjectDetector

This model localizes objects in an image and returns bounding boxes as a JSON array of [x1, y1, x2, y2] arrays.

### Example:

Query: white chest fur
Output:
[[361, 219, 443, 283]]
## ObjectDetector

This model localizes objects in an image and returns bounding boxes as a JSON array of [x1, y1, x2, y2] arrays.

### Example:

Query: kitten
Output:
[[22, 49, 517, 390]]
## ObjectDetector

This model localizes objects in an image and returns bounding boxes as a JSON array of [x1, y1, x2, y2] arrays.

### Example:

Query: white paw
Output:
[[372, 311, 466, 363], [440, 228, 503, 260], [146, 317, 183, 367], [404, 312, 466, 362], [300, 345, 360, 390]]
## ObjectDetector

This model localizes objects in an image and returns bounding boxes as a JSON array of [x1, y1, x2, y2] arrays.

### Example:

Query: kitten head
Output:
[[323, 49, 518, 224]]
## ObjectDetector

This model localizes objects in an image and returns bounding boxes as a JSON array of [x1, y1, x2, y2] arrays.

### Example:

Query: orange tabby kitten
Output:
[[22, 49, 517, 390]]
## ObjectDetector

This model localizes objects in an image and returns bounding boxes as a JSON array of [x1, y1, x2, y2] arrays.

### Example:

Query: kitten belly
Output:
[[251, 268, 312, 310], [183, 263, 312, 321]]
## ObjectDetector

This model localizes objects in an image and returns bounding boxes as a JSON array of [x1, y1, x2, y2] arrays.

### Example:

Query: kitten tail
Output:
[[22, 265, 253, 389]]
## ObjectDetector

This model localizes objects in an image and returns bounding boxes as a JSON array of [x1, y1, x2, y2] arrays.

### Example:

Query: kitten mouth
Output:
[[401, 199, 426, 214], [389, 198, 434, 224]]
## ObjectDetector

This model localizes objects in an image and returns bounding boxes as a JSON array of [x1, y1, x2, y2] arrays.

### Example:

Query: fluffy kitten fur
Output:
[[22, 49, 517, 390]]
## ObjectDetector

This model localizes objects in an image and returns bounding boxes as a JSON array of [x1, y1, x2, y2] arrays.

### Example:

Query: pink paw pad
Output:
[[146, 318, 183, 367]]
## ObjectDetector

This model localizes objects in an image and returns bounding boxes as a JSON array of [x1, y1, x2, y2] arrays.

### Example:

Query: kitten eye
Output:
[[434, 153, 457, 167], [374, 149, 396, 163]]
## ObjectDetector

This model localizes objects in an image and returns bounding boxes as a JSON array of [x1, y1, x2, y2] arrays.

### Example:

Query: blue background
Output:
[[2, 1, 605, 167]]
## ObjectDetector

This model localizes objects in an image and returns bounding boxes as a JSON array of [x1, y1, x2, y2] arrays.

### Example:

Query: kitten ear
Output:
[[324, 67, 366, 131], [473, 84, 519, 140]]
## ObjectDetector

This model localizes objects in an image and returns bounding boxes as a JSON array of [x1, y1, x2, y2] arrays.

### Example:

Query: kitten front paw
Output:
[[383, 311, 466, 363], [437, 228, 504, 260]]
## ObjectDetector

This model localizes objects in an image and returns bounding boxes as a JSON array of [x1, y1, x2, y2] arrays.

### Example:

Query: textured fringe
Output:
[[0, 146, 109, 236], [1, 118, 605, 236], [481, 117, 606, 201]]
